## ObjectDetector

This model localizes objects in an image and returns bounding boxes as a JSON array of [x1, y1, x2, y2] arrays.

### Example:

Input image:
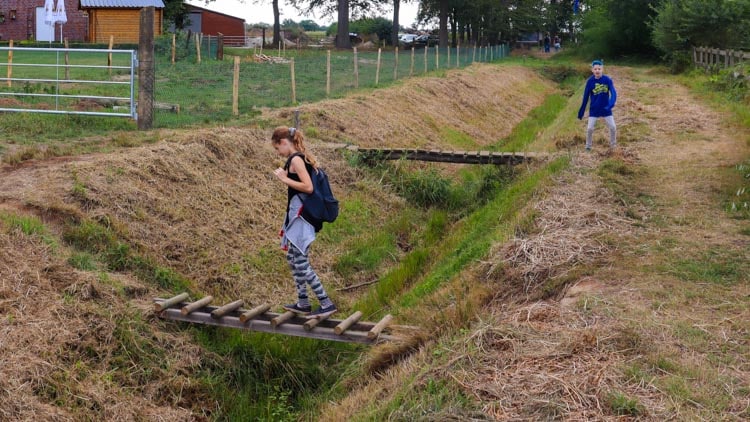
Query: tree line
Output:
[[162, 0, 749, 71]]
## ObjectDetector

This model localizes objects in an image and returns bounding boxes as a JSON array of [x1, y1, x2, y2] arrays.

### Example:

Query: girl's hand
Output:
[[273, 167, 287, 181]]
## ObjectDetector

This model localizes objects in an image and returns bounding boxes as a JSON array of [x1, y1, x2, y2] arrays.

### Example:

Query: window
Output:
[[0, 13, 5, 24], [10, 10, 16, 20]]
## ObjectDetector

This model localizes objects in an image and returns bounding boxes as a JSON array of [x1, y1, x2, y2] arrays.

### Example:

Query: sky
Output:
[[185, 1, 421, 28]]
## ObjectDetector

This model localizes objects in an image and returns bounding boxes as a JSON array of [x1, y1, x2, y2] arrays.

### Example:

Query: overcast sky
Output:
[[185, 1, 421, 27]]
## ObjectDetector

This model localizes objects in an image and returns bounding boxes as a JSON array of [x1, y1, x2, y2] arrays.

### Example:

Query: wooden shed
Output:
[[79, 0, 164, 44]]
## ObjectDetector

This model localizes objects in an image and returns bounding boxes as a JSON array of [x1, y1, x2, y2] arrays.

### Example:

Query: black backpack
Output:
[[286, 153, 339, 232]]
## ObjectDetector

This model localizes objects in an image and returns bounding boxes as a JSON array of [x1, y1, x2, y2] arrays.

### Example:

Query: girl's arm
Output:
[[274, 155, 313, 193]]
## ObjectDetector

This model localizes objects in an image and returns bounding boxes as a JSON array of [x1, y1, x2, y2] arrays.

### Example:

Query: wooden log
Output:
[[368, 314, 393, 339], [271, 311, 296, 328], [303, 316, 322, 331], [335, 311, 363, 335], [240, 303, 271, 323], [154, 292, 189, 312], [211, 299, 244, 319], [181, 296, 213, 315]]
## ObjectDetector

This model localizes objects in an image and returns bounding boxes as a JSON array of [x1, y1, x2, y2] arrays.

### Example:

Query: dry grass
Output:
[[0, 64, 556, 420]]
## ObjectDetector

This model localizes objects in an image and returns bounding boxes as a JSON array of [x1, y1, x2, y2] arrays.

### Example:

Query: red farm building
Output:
[[184, 3, 245, 45]]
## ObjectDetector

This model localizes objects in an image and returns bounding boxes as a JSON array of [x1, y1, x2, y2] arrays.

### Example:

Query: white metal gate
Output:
[[0, 46, 137, 119]]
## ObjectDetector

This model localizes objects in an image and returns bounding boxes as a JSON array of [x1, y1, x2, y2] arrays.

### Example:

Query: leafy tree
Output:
[[299, 19, 323, 30], [289, 0, 385, 47], [163, 0, 190, 29], [579, 0, 660, 58]]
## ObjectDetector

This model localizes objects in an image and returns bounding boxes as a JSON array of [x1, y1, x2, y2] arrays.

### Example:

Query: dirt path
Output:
[[406, 66, 750, 420]]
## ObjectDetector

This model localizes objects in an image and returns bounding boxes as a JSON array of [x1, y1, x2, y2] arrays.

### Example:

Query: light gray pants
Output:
[[587, 115, 617, 149]]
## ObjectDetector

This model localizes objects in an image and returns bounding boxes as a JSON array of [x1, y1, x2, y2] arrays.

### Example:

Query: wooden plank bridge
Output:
[[347, 146, 545, 165], [154, 293, 404, 345]]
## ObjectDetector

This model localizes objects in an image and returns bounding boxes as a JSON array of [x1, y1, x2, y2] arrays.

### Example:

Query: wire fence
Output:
[[152, 36, 511, 128]]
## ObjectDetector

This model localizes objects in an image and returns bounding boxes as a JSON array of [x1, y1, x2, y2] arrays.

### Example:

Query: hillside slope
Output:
[[0, 65, 555, 419]]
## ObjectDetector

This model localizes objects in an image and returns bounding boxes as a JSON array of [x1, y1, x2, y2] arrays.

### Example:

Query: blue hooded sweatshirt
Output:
[[578, 75, 617, 119]]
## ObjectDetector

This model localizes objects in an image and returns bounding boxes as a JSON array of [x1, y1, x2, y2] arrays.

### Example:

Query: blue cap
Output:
[[592, 59, 603, 66]]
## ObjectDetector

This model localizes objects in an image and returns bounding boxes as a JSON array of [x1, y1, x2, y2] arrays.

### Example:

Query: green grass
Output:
[[667, 247, 749, 286], [0, 211, 57, 247], [494, 93, 570, 152]]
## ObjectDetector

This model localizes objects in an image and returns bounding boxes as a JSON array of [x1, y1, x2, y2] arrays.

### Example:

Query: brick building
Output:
[[0, 0, 88, 42]]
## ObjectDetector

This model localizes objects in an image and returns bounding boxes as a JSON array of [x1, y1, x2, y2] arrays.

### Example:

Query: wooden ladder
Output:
[[154, 293, 401, 345]]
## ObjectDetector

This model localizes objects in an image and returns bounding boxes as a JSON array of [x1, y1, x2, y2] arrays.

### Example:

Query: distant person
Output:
[[554, 35, 561, 52], [271, 127, 337, 319], [543, 34, 551, 53], [577, 60, 617, 151]]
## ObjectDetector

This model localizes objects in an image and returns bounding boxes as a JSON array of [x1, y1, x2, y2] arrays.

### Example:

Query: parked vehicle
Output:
[[398, 33, 418, 48], [414, 34, 439, 47]]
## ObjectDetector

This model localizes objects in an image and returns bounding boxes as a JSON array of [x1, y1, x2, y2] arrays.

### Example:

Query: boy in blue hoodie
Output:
[[578, 60, 617, 151]]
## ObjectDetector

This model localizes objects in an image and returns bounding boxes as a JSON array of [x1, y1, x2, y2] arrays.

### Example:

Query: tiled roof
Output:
[[80, 0, 165, 8]]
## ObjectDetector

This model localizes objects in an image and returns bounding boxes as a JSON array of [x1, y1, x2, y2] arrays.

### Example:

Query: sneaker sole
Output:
[[306, 309, 337, 320], [283, 307, 311, 315]]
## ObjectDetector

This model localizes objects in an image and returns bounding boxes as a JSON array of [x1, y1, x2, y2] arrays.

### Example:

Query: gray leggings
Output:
[[286, 243, 332, 307], [587, 115, 617, 148]]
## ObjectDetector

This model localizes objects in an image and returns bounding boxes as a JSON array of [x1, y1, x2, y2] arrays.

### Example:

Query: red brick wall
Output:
[[200, 10, 244, 38], [0, 0, 88, 42]]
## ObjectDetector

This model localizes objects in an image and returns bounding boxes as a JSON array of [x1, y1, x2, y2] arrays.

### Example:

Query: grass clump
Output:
[[0, 211, 57, 247], [607, 391, 643, 417], [668, 247, 749, 286]]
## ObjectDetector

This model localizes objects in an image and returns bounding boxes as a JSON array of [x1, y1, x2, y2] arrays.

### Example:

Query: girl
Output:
[[271, 126, 337, 319]]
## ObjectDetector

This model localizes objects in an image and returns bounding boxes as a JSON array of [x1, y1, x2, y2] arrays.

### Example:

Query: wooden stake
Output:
[[211, 299, 244, 319], [375, 48, 381, 85], [410, 46, 415, 76], [232, 55, 240, 116], [64, 38, 70, 80], [447, 46, 451, 69], [195, 33, 201, 64], [181, 296, 213, 315], [424, 45, 428, 73], [335, 311, 363, 335], [290, 57, 296, 104], [394, 46, 399, 80], [154, 293, 189, 312], [435, 45, 439, 70], [108, 35, 114, 75], [240, 303, 271, 323], [326, 50, 331, 97], [271, 311, 295, 328], [353, 47, 359, 89], [368, 314, 393, 339], [171, 33, 176, 64], [7, 40, 12, 87]]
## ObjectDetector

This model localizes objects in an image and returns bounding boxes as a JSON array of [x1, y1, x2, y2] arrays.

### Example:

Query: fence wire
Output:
[[152, 43, 510, 128]]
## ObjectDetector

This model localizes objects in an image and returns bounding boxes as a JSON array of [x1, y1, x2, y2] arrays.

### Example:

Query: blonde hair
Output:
[[271, 126, 318, 168]]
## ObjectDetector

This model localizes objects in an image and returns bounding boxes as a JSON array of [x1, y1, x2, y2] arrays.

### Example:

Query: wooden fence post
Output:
[[232, 55, 239, 116], [138, 7, 155, 130], [195, 33, 201, 64], [447, 46, 451, 68], [456, 43, 460, 67], [375, 48, 381, 85], [171, 33, 176, 64], [290, 57, 296, 103], [7, 40, 12, 87], [473, 45, 476, 63], [435, 45, 439, 70], [217, 33, 224, 60], [394, 47, 399, 80], [326, 50, 331, 97], [353, 47, 359, 89], [424, 45, 428, 73], [410, 46, 415, 76], [64, 38, 70, 80], [108, 35, 114, 76]]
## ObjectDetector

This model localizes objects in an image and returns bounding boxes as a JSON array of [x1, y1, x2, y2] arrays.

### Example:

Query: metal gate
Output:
[[0, 46, 137, 119]]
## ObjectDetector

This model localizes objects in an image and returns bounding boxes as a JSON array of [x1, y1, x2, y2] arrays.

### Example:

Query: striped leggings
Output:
[[286, 244, 332, 308]]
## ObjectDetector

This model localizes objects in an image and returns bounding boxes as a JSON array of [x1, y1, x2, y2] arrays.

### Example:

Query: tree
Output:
[[650, 0, 750, 71], [163, 0, 190, 29], [579, 0, 659, 58], [289, 0, 385, 48]]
